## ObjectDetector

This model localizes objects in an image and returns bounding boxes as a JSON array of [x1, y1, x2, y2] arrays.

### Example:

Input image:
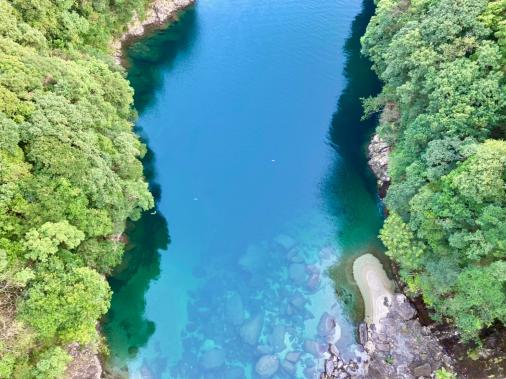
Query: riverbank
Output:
[[63, 3, 195, 378], [111, 0, 195, 64], [322, 251, 453, 379]]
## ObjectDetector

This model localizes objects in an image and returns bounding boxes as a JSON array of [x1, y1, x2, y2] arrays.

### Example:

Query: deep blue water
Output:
[[104, 0, 383, 378]]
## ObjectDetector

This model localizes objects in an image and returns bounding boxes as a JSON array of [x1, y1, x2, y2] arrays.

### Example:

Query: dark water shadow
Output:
[[125, 8, 198, 113], [321, 0, 385, 323], [103, 10, 197, 368], [103, 140, 168, 363]]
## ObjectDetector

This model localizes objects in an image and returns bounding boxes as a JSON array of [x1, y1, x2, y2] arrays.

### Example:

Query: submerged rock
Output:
[[306, 273, 320, 291], [274, 234, 296, 250], [200, 348, 225, 370], [224, 366, 245, 379], [319, 246, 335, 260], [289, 263, 307, 285], [290, 292, 307, 309], [238, 245, 265, 272], [255, 355, 279, 377], [303, 340, 323, 357], [269, 325, 286, 352], [239, 314, 263, 345], [257, 345, 274, 355], [281, 359, 296, 375], [317, 312, 336, 339], [285, 351, 301, 363], [225, 292, 245, 326]]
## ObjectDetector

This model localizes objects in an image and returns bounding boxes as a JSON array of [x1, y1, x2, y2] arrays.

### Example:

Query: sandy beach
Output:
[[353, 254, 394, 329]]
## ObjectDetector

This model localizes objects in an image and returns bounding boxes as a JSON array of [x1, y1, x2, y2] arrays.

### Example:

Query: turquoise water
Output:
[[104, 1, 383, 378]]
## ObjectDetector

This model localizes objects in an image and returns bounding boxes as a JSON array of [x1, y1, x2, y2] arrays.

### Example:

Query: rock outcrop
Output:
[[367, 134, 390, 198], [112, 0, 195, 64], [321, 253, 453, 379], [64, 343, 102, 379], [320, 293, 454, 379], [364, 293, 453, 378]]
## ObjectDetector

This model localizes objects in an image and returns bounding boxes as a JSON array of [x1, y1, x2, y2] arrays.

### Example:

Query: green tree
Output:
[[20, 268, 111, 344]]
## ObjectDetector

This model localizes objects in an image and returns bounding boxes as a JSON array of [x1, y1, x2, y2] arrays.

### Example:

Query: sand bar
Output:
[[353, 254, 394, 329]]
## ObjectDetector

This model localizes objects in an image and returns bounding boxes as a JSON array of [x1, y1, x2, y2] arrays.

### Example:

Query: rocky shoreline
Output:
[[111, 0, 195, 64], [317, 135, 455, 379], [321, 293, 454, 379]]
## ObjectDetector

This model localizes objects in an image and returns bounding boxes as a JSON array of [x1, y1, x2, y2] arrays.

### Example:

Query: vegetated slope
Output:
[[362, 0, 505, 342], [0, 1, 154, 377]]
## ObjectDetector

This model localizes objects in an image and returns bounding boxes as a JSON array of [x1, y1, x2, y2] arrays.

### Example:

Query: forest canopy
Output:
[[0, 0, 153, 377], [362, 0, 506, 341]]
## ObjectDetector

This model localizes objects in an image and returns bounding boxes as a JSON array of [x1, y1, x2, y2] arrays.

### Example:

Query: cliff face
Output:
[[367, 134, 390, 198], [112, 0, 195, 64]]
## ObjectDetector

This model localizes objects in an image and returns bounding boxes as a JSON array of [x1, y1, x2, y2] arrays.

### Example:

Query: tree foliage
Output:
[[364, 0, 506, 340], [0, 0, 154, 375]]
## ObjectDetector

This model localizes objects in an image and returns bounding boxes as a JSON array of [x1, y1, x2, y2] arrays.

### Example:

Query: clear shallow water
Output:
[[104, 1, 383, 378]]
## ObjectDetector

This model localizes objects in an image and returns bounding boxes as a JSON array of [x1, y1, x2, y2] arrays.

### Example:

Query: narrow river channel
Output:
[[104, 0, 383, 377]]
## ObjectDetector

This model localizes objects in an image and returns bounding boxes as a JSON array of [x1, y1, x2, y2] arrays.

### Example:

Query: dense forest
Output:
[[362, 0, 505, 341], [0, 0, 155, 377]]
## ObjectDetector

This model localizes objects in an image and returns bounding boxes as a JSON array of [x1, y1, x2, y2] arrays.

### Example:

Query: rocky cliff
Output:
[[367, 134, 390, 198]]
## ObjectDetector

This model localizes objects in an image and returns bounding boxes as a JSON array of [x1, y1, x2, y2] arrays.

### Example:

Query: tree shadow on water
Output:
[[103, 140, 169, 364], [125, 8, 198, 114], [103, 10, 197, 368], [321, 0, 386, 323]]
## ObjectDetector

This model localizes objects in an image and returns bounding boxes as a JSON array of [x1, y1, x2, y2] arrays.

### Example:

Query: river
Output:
[[104, 0, 383, 378]]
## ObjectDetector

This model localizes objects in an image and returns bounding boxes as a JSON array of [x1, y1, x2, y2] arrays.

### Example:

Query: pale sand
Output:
[[353, 254, 394, 329]]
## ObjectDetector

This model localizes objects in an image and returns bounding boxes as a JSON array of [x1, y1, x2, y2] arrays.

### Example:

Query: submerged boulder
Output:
[[317, 312, 336, 339], [255, 355, 279, 377], [289, 263, 307, 285], [306, 273, 320, 291], [269, 325, 286, 352], [285, 351, 301, 363], [274, 234, 296, 250], [238, 245, 265, 272], [200, 348, 225, 370], [290, 292, 307, 309], [304, 340, 323, 357], [239, 314, 263, 345], [224, 366, 245, 379], [225, 292, 245, 326]]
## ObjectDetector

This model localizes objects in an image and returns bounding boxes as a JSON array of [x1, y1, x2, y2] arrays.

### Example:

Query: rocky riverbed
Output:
[[156, 220, 365, 379]]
